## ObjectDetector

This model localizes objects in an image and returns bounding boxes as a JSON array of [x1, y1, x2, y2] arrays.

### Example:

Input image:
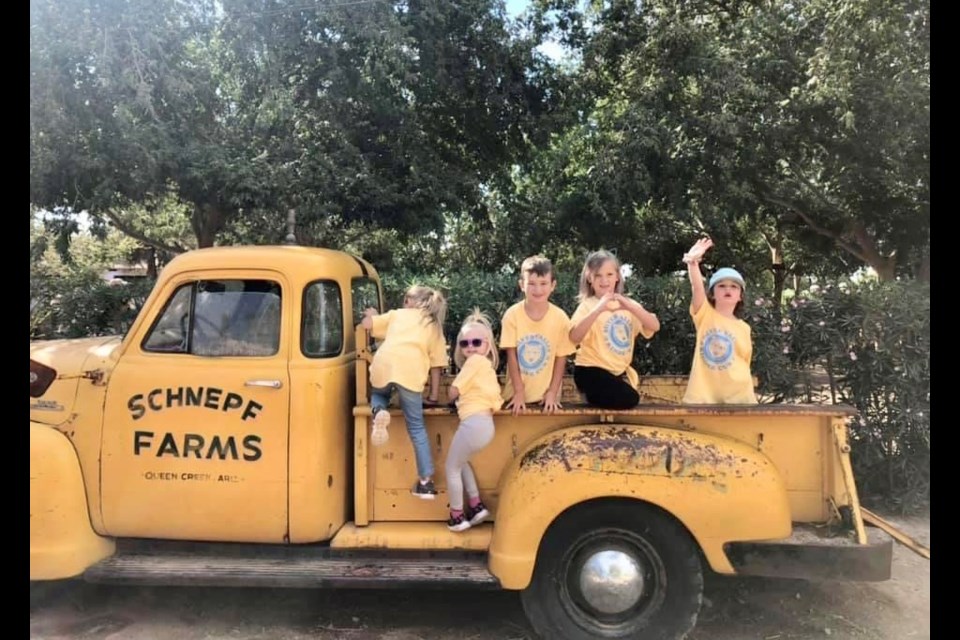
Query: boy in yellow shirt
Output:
[[500, 255, 576, 415]]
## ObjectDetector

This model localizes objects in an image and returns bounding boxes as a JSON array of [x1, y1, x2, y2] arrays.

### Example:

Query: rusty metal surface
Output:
[[354, 403, 858, 418], [84, 549, 500, 590], [517, 426, 754, 479], [725, 525, 893, 582]]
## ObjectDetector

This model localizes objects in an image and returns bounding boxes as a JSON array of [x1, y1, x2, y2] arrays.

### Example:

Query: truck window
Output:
[[351, 277, 380, 327], [142, 279, 282, 357], [141, 284, 193, 353], [302, 280, 343, 358]]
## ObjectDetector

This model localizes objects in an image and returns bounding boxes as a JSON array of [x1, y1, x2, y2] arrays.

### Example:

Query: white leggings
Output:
[[445, 413, 495, 511]]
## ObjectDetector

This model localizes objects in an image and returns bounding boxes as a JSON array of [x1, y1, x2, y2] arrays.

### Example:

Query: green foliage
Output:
[[31, 272, 155, 340], [783, 279, 931, 511], [507, 0, 928, 282], [30, 211, 155, 339]]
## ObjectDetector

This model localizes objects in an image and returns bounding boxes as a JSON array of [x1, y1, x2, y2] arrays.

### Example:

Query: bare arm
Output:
[[427, 367, 441, 403], [361, 307, 378, 330], [447, 384, 460, 402], [569, 293, 616, 344], [504, 348, 526, 415], [542, 356, 568, 414], [615, 295, 661, 334], [684, 238, 713, 314]]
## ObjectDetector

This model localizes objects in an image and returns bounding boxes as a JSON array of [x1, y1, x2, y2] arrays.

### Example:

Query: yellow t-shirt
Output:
[[682, 302, 757, 404], [570, 298, 655, 390], [452, 354, 503, 420], [369, 308, 448, 392], [500, 301, 576, 403]]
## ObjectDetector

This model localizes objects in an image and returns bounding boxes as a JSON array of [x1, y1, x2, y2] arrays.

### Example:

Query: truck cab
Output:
[[30, 245, 893, 640]]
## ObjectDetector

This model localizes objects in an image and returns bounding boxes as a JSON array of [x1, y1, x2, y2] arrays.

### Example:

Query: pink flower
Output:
[[782, 346, 790, 354], [849, 352, 857, 361]]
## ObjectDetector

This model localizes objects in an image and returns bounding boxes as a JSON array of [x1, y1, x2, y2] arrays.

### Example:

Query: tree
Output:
[[513, 0, 928, 283], [217, 0, 568, 250], [30, 0, 278, 249]]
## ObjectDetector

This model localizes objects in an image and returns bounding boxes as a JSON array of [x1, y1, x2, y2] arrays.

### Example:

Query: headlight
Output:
[[30, 359, 57, 398]]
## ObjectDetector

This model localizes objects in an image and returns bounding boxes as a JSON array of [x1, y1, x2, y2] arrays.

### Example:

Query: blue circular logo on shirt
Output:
[[603, 314, 633, 356], [701, 329, 735, 370], [517, 334, 550, 375]]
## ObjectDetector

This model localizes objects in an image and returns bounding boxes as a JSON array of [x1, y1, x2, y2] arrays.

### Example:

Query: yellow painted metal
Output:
[[99, 268, 292, 542], [86, 248, 377, 544], [831, 418, 868, 544], [30, 336, 120, 426], [30, 424, 115, 580], [30, 338, 122, 534], [287, 356, 355, 542], [487, 425, 793, 589], [354, 329, 372, 526], [331, 521, 492, 551]]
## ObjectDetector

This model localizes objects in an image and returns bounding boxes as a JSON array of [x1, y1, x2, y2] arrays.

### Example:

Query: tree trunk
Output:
[[762, 228, 788, 305], [851, 222, 896, 281], [192, 204, 225, 248], [146, 247, 158, 279], [916, 253, 930, 282]]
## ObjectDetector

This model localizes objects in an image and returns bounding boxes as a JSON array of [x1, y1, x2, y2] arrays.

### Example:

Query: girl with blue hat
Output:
[[680, 238, 758, 404]]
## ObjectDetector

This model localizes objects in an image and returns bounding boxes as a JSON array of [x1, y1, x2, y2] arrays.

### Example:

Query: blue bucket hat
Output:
[[708, 267, 746, 292]]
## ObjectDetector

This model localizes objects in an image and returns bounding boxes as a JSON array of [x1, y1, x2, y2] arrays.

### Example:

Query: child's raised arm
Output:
[[683, 237, 713, 314]]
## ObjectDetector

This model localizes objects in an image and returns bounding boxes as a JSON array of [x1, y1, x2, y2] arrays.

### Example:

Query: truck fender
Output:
[[488, 424, 792, 589], [30, 423, 115, 580]]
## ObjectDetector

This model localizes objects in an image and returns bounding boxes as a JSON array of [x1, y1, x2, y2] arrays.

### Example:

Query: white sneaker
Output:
[[370, 409, 391, 446]]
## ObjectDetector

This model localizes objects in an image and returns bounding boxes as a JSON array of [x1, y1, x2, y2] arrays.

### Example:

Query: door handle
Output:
[[245, 379, 283, 389]]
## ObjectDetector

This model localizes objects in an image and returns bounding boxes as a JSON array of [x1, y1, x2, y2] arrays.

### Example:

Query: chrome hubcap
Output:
[[578, 549, 645, 614]]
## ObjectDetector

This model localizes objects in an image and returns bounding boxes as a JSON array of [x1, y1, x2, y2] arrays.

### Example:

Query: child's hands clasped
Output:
[[592, 292, 620, 313]]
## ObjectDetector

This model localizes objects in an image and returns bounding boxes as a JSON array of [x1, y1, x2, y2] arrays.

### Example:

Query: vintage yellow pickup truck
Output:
[[30, 245, 892, 640]]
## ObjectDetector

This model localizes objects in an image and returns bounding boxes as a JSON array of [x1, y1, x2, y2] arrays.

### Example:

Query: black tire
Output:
[[520, 500, 703, 640]]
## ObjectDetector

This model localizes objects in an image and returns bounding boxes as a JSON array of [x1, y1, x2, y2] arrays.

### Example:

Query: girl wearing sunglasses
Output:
[[445, 310, 502, 531]]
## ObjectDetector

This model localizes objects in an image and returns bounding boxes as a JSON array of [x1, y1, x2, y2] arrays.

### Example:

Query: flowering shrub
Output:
[[784, 281, 930, 511]]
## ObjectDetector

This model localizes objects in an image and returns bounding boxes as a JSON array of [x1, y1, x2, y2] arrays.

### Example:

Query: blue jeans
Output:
[[371, 383, 434, 479]]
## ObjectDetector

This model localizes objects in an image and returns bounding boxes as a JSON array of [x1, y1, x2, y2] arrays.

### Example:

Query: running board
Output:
[[84, 542, 500, 590]]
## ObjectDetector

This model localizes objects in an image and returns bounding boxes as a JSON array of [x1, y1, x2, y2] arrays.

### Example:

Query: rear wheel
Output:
[[520, 500, 703, 640]]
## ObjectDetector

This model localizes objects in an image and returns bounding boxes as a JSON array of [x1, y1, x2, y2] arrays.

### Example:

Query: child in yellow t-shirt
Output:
[[680, 238, 758, 404], [569, 249, 660, 409], [361, 285, 449, 499], [500, 255, 576, 415], [445, 310, 501, 532]]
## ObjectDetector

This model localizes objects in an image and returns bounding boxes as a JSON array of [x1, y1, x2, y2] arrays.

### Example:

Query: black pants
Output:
[[574, 365, 639, 409]]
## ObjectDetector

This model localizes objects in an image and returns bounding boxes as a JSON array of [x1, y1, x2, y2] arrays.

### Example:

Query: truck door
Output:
[[100, 273, 291, 543]]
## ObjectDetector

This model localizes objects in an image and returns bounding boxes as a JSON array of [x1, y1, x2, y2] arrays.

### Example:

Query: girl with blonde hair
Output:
[[362, 284, 448, 499], [568, 249, 661, 409], [445, 309, 502, 531]]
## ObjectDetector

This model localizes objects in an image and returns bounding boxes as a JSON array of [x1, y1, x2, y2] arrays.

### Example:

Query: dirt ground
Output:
[[29, 512, 929, 640]]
